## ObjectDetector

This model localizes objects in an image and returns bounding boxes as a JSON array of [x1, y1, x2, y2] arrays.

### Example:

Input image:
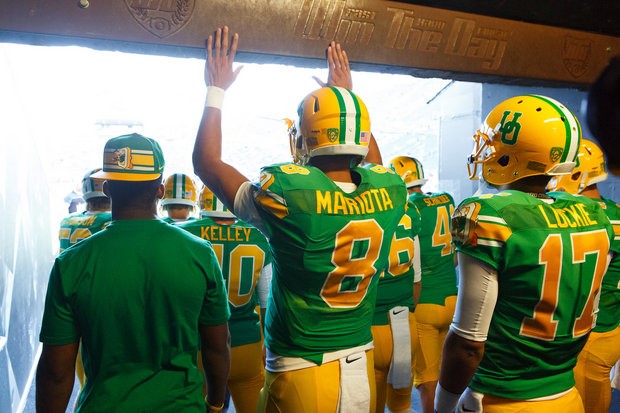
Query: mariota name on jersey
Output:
[[538, 203, 599, 228], [315, 188, 395, 215], [200, 225, 252, 242]]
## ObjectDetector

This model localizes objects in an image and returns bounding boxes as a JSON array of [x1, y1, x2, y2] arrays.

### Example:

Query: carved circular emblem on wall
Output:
[[125, 0, 195, 39]]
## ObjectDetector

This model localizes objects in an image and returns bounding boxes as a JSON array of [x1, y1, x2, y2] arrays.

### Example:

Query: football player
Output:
[[193, 26, 407, 413], [371, 198, 422, 413], [435, 95, 617, 413], [548, 139, 620, 413], [389, 156, 458, 413], [159, 172, 198, 223], [179, 186, 272, 413], [58, 168, 111, 253]]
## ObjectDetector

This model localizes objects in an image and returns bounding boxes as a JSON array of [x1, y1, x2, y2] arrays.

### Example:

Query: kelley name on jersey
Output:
[[200, 225, 253, 242]]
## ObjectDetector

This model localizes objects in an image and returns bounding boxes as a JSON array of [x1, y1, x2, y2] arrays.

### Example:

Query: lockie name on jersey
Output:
[[538, 203, 598, 229]]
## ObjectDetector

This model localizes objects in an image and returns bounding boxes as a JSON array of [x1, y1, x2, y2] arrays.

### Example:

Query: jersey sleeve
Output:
[[451, 199, 512, 270]]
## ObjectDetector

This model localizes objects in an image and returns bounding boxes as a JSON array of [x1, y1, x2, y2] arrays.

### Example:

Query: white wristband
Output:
[[205, 86, 225, 109], [434, 383, 461, 413]]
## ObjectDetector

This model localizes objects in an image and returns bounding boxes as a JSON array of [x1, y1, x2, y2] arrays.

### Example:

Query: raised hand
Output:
[[205, 26, 243, 90], [313, 41, 353, 90]]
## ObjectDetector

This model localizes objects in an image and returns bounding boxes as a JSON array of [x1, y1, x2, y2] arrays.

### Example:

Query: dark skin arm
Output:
[[200, 323, 231, 409], [193, 26, 248, 212], [36, 342, 79, 413], [438, 331, 485, 394]]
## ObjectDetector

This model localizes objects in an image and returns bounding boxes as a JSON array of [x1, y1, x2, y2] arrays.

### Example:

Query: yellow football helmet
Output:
[[547, 139, 608, 194], [290, 86, 371, 165], [467, 95, 582, 186], [389, 156, 428, 188], [81, 168, 107, 200], [199, 186, 235, 218], [160, 173, 198, 207]]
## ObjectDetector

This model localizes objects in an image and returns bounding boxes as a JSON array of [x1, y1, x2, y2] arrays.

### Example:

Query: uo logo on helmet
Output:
[[498, 111, 522, 145]]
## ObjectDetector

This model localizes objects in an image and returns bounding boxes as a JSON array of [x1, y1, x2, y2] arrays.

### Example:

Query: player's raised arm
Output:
[[193, 26, 248, 211]]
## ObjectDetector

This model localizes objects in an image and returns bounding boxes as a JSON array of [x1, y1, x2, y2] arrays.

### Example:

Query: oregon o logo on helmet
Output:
[[498, 111, 522, 145]]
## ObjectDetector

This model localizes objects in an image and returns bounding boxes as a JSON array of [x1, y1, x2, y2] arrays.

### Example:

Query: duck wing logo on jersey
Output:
[[451, 202, 481, 246], [125, 0, 195, 39]]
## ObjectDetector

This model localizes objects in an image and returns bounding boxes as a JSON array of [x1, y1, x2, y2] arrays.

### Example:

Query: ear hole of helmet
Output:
[[571, 171, 581, 181], [498, 155, 510, 167]]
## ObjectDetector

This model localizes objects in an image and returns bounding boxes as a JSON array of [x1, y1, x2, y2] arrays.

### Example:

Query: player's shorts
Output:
[[228, 341, 265, 413], [414, 295, 456, 386], [257, 349, 376, 413]]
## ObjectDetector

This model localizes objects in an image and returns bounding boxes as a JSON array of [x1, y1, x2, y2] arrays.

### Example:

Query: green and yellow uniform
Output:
[[452, 190, 616, 400], [372, 202, 422, 413], [409, 191, 458, 387], [573, 196, 620, 412], [58, 211, 111, 253], [180, 217, 272, 413]]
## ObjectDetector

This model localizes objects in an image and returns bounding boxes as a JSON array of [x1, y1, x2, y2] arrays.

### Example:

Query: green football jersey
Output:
[[452, 190, 615, 399], [373, 202, 422, 325], [592, 197, 620, 332], [252, 162, 407, 364], [410, 191, 458, 305], [41, 219, 230, 412], [179, 217, 273, 347], [58, 210, 111, 253]]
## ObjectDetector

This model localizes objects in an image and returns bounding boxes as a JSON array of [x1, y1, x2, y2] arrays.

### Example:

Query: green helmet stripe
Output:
[[530, 95, 581, 163], [329, 86, 360, 145]]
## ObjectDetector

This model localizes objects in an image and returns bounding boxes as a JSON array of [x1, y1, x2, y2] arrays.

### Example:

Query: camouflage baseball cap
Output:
[[92, 133, 165, 181]]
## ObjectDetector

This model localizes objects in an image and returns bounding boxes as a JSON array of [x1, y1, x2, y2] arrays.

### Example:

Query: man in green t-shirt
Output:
[[57, 167, 112, 391], [180, 186, 272, 413], [389, 156, 458, 413], [435, 95, 617, 413], [37, 133, 230, 413], [193, 27, 407, 413], [548, 138, 620, 413]]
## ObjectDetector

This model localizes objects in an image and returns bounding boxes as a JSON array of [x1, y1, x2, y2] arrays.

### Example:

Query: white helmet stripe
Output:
[[331, 87, 358, 146], [532, 95, 581, 163]]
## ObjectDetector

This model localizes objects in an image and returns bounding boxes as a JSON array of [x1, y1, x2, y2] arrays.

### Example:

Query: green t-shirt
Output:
[[409, 191, 458, 304], [373, 202, 422, 325], [592, 197, 620, 332], [250, 162, 407, 364], [179, 217, 273, 346], [40, 219, 230, 412], [58, 210, 111, 253], [452, 190, 616, 399]]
